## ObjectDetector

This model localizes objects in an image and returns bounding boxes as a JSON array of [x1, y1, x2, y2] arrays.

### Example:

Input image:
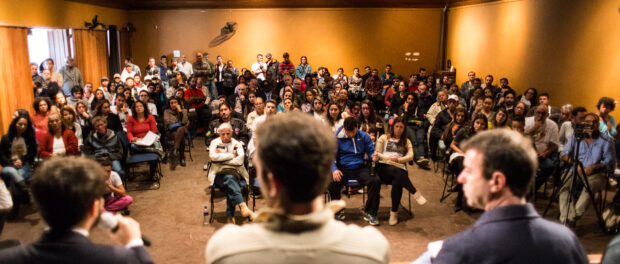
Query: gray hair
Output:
[[218, 123, 232, 133]]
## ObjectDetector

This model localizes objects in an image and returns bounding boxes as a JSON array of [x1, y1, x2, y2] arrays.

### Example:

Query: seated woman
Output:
[[99, 159, 132, 214], [127, 100, 161, 154], [60, 105, 83, 148], [164, 97, 189, 170], [325, 103, 344, 133], [358, 99, 387, 141], [38, 113, 79, 159], [93, 99, 124, 133], [373, 117, 427, 226], [208, 123, 253, 224], [75, 101, 92, 142], [52, 91, 68, 114], [0, 115, 37, 217], [449, 114, 488, 212], [82, 116, 124, 176], [489, 107, 510, 129]]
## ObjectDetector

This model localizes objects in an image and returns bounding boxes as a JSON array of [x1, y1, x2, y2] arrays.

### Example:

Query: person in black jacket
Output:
[[0, 157, 153, 264], [0, 114, 38, 218], [429, 94, 459, 160]]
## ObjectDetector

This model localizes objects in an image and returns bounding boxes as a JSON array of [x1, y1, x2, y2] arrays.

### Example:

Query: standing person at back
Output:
[[206, 112, 389, 264], [414, 129, 587, 264]]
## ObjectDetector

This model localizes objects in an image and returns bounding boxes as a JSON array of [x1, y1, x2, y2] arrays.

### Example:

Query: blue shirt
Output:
[[560, 135, 615, 168], [332, 128, 375, 172], [600, 116, 617, 138]]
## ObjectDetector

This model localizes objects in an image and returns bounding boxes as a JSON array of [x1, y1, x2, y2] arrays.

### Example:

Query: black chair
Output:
[[120, 132, 163, 191], [440, 145, 458, 203]]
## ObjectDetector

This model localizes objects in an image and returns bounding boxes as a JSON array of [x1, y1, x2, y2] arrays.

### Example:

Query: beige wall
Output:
[[0, 0, 128, 28], [447, 0, 620, 119], [128, 8, 442, 78]]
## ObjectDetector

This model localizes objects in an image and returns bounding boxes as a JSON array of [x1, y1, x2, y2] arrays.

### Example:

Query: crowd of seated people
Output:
[[1, 51, 618, 263]]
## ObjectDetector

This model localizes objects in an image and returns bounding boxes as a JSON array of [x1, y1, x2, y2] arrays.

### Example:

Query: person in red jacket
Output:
[[38, 113, 79, 158]]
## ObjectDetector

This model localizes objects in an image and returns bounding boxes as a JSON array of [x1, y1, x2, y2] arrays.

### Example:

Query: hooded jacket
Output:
[[82, 129, 124, 161], [332, 127, 375, 172]]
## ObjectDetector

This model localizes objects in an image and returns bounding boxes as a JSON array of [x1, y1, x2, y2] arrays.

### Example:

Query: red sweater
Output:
[[38, 130, 79, 158], [126, 115, 157, 141]]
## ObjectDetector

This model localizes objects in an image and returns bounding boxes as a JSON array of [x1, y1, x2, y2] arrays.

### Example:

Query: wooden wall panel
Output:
[[0, 26, 34, 134], [74, 29, 109, 86]]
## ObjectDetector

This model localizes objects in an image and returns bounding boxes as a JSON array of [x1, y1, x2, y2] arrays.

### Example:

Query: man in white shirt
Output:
[[251, 54, 267, 81], [178, 54, 194, 78], [525, 104, 559, 190]]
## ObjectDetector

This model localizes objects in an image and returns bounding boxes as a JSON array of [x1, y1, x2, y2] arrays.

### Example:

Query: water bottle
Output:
[[203, 205, 209, 225]]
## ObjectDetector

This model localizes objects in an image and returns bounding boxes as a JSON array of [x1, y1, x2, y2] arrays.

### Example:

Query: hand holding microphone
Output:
[[99, 211, 151, 247]]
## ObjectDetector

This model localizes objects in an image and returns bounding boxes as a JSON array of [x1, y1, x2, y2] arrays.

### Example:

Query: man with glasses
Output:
[[557, 113, 615, 226], [525, 104, 560, 190]]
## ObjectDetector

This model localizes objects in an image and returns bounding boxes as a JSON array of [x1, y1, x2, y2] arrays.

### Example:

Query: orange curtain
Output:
[[73, 29, 109, 86], [0, 26, 33, 134]]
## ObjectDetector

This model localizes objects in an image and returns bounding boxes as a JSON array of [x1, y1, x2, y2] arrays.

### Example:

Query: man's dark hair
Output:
[[596, 97, 616, 111], [461, 129, 538, 198], [539, 92, 550, 99], [504, 90, 516, 98], [364, 66, 371, 70], [511, 114, 525, 123], [256, 112, 336, 203], [31, 157, 107, 231], [385, 64, 392, 68], [125, 56, 133, 63], [500, 77, 508, 83], [343, 117, 358, 131], [71, 85, 83, 95], [572, 106, 587, 117], [419, 68, 426, 72], [98, 158, 112, 167], [160, 55, 167, 59]]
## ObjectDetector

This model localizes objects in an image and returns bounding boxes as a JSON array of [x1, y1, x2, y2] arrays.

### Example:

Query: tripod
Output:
[[543, 136, 606, 232]]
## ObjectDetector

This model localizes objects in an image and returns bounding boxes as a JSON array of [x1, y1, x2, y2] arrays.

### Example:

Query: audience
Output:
[[206, 112, 389, 264], [163, 97, 189, 170]]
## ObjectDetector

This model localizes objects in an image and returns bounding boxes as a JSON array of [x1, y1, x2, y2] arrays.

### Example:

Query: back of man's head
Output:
[[462, 129, 538, 198], [343, 117, 358, 131], [256, 112, 336, 203], [31, 157, 106, 231]]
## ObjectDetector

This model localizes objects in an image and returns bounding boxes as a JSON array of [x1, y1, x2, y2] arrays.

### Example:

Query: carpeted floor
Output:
[[2, 142, 615, 263]]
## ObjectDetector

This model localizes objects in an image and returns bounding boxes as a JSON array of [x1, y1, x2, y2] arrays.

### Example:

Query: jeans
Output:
[[376, 163, 417, 212], [535, 154, 559, 190], [328, 165, 381, 216], [407, 124, 428, 161], [0, 163, 33, 184], [207, 81, 218, 98], [214, 174, 245, 217], [112, 160, 125, 176]]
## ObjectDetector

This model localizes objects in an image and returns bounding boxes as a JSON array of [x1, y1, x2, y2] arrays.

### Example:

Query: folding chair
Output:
[[440, 149, 458, 203]]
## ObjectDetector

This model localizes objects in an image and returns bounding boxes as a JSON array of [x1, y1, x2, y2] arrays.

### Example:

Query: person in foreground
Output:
[[206, 112, 389, 264], [413, 129, 587, 264], [0, 157, 153, 264]]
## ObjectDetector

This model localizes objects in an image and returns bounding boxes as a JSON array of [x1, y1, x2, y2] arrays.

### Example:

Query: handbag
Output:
[[215, 165, 242, 181]]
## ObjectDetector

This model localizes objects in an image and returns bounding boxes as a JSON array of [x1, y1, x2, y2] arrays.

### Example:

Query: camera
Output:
[[573, 123, 590, 139]]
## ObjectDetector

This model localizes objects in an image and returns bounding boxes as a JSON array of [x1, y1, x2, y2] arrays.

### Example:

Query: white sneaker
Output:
[[389, 211, 398, 226], [413, 192, 427, 205]]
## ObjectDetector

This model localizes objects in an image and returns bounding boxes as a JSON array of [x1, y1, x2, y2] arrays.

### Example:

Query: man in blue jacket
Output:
[[329, 117, 381, 225]]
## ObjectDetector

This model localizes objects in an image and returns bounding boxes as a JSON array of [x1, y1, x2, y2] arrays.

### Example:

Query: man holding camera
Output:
[[558, 113, 615, 226], [0, 157, 152, 263]]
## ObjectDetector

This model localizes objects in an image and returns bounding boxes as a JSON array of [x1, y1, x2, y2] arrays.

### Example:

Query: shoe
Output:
[[180, 158, 186, 167], [363, 212, 380, 226], [203, 163, 209, 171], [389, 211, 398, 226], [335, 210, 346, 221], [227, 217, 236, 224], [408, 160, 414, 166], [417, 158, 430, 167], [413, 192, 427, 205]]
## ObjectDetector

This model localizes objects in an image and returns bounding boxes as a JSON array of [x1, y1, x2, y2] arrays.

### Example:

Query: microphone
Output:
[[98, 211, 151, 247]]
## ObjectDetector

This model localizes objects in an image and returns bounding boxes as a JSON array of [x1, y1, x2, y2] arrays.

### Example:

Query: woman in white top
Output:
[[311, 98, 326, 123], [60, 106, 83, 148], [373, 117, 426, 226]]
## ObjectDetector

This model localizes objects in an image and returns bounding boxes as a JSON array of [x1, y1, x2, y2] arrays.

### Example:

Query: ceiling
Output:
[[67, 0, 500, 10]]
